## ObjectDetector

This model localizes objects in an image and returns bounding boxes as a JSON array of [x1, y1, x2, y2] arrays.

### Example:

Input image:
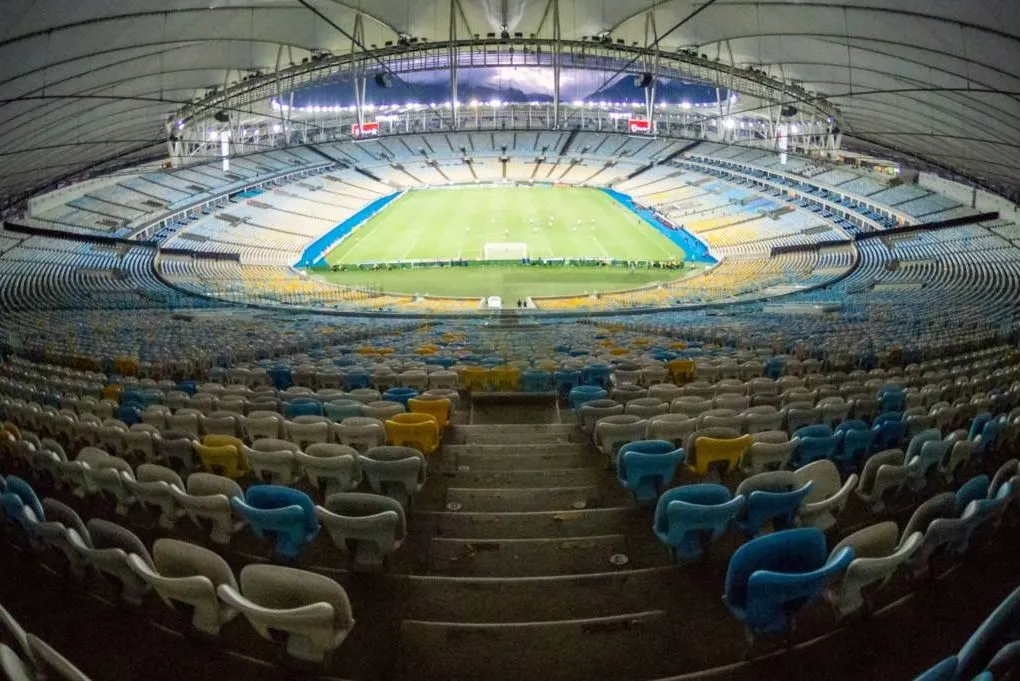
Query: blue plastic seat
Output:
[[431, 356, 456, 369], [791, 425, 838, 468], [176, 380, 198, 396], [268, 366, 292, 390], [324, 399, 364, 421], [913, 656, 958, 681], [582, 364, 612, 389], [616, 441, 685, 504], [956, 475, 991, 515], [879, 389, 906, 413], [724, 527, 854, 638], [283, 398, 323, 419], [764, 358, 785, 380], [555, 370, 583, 397], [343, 370, 371, 390], [834, 420, 874, 471], [741, 485, 815, 537], [116, 404, 143, 426], [521, 370, 553, 392], [872, 413, 905, 451], [568, 385, 607, 412], [653, 484, 745, 561], [955, 585, 1020, 681], [0, 476, 44, 536], [969, 413, 994, 441], [382, 387, 418, 407], [231, 485, 320, 561], [975, 419, 1004, 463]]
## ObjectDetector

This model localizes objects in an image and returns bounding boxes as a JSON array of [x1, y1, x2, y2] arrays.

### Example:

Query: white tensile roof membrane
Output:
[[0, 0, 1017, 200]]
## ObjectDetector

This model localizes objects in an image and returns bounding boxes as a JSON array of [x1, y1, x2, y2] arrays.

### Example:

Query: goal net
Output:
[[483, 242, 528, 260]]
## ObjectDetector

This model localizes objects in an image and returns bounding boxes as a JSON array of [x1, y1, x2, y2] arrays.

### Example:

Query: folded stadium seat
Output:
[[647, 383, 684, 404], [902, 408, 938, 441], [744, 431, 794, 475], [128, 538, 239, 635], [879, 388, 907, 413], [194, 435, 247, 479], [594, 415, 647, 465], [71, 415, 101, 448], [398, 370, 429, 392], [231, 486, 320, 562], [285, 420, 330, 450], [324, 399, 364, 422], [953, 585, 1020, 681], [246, 441, 299, 485], [653, 484, 745, 561], [315, 492, 406, 571], [408, 397, 451, 430], [872, 411, 906, 450], [487, 366, 520, 392], [699, 409, 743, 432], [640, 364, 669, 387], [784, 406, 822, 434], [166, 409, 201, 439], [385, 413, 440, 455], [427, 370, 459, 390], [422, 388, 460, 412], [284, 398, 323, 420], [69, 518, 153, 605], [362, 400, 405, 421], [382, 387, 418, 408], [743, 406, 781, 434], [715, 394, 751, 412], [121, 464, 185, 529], [96, 420, 126, 457], [907, 436, 951, 492], [296, 444, 361, 500], [724, 527, 854, 643], [626, 397, 669, 420], [672, 395, 713, 417], [612, 383, 647, 405], [244, 412, 285, 442], [973, 417, 1005, 464], [340, 369, 370, 391], [169, 473, 245, 544], [833, 420, 874, 472], [188, 393, 219, 416], [123, 424, 157, 464], [581, 364, 612, 389], [989, 459, 1019, 503], [337, 417, 386, 453], [687, 433, 753, 479], [901, 491, 974, 578], [567, 386, 606, 415], [790, 425, 839, 469], [34, 498, 91, 579], [667, 359, 696, 384], [217, 564, 354, 664], [202, 411, 241, 438], [824, 521, 923, 618], [460, 366, 490, 393], [361, 446, 426, 507], [578, 399, 624, 435], [818, 397, 851, 428], [84, 455, 135, 515], [616, 440, 685, 504], [553, 369, 582, 398], [56, 447, 109, 498], [735, 472, 814, 537], [955, 475, 992, 516], [793, 460, 858, 530], [0, 476, 44, 540]]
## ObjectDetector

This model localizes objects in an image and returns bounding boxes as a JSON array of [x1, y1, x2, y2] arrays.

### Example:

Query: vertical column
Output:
[[552, 0, 561, 129], [450, 0, 459, 130]]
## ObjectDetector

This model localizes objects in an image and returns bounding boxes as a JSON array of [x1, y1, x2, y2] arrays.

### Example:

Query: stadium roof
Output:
[[1, 0, 1018, 203]]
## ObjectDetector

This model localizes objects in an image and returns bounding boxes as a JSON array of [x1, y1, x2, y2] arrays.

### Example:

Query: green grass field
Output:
[[310, 186, 693, 299]]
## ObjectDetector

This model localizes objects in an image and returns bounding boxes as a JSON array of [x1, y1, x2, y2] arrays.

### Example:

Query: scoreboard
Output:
[[351, 121, 380, 138], [628, 119, 653, 134]]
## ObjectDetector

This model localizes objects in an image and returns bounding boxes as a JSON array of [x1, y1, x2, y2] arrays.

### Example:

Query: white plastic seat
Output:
[[246, 443, 299, 485], [743, 431, 793, 474], [825, 521, 922, 617], [169, 473, 245, 544], [202, 412, 241, 438], [26, 634, 92, 681], [217, 564, 354, 663], [34, 498, 91, 579], [625, 397, 668, 419], [362, 401, 405, 421], [855, 448, 913, 513], [793, 459, 858, 531], [123, 426, 157, 464], [645, 413, 698, 446], [593, 414, 647, 464], [244, 413, 284, 441], [337, 417, 386, 452], [296, 444, 362, 498], [315, 492, 406, 570], [56, 447, 109, 498], [285, 421, 330, 449], [128, 538, 239, 635], [69, 518, 153, 605], [83, 456, 135, 515], [122, 464, 185, 529], [578, 399, 624, 434], [361, 446, 426, 507]]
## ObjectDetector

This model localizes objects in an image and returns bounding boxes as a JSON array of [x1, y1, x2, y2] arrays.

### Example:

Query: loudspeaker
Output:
[[634, 72, 653, 88], [213, 110, 230, 123], [374, 73, 392, 88], [781, 105, 798, 117]]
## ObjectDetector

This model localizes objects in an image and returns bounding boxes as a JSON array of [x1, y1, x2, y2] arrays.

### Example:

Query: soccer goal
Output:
[[483, 242, 528, 260]]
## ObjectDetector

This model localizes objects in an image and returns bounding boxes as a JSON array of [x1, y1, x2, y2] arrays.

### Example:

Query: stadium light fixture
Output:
[[724, 118, 736, 129], [272, 124, 282, 133], [208, 130, 218, 141], [790, 123, 800, 134], [470, 99, 479, 107], [681, 101, 692, 109]]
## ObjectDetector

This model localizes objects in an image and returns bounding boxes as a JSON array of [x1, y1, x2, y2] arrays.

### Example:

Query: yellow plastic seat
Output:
[[491, 366, 521, 391], [609, 347, 628, 356], [687, 435, 753, 477], [536, 360, 559, 372], [670, 342, 689, 351], [385, 412, 440, 455], [102, 384, 123, 400], [416, 344, 439, 356], [460, 366, 490, 392], [193, 443, 247, 479], [408, 398, 451, 429], [668, 359, 697, 384]]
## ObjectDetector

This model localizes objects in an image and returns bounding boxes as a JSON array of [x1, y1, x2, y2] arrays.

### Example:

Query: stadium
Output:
[[0, 1, 1018, 680]]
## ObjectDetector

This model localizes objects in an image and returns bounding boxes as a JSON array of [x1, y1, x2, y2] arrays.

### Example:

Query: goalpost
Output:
[[483, 242, 528, 260]]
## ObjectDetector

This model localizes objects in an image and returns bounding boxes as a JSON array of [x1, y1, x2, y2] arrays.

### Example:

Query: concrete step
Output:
[[402, 568, 678, 622], [446, 486, 624, 513], [427, 535, 630, 577], [450, 424, 579, 445], [423, 507, 644, 539], [444, 467, 607, 488], [397, 612, 670, 681], [443, 443, 585, 456]]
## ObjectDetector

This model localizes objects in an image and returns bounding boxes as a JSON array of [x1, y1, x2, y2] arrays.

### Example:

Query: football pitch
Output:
[[311, 185, 695, 299]]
